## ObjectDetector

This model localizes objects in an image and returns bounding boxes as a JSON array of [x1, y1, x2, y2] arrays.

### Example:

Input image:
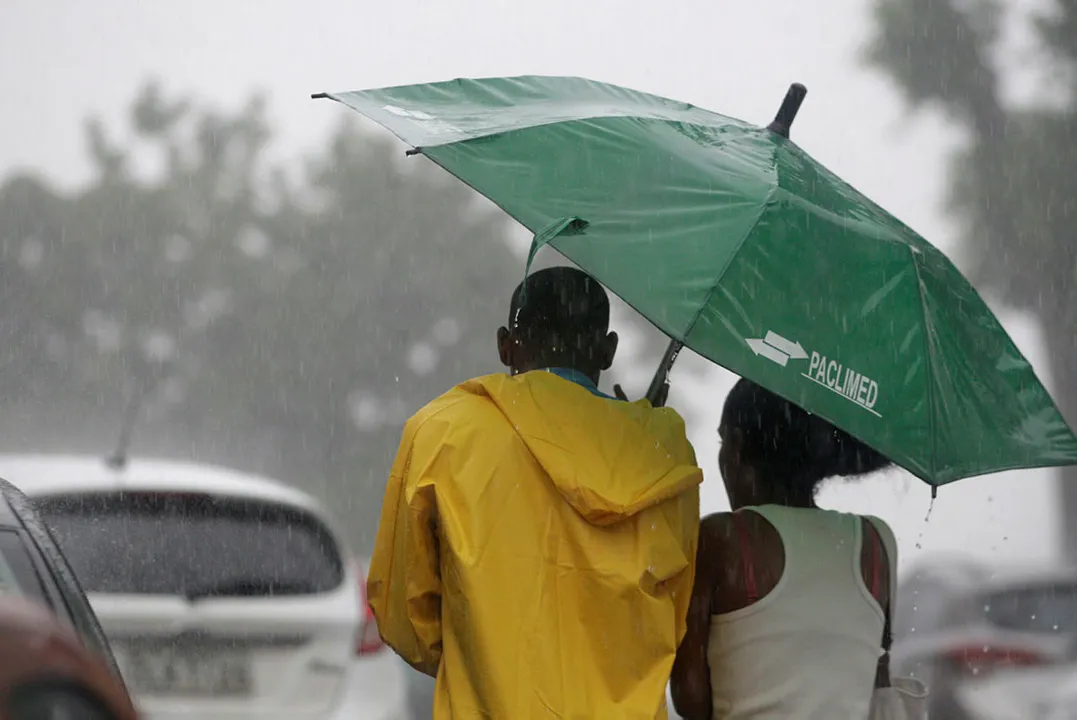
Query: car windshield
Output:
[[980, 582, 1077, 634], [35, 492, 343, 597]]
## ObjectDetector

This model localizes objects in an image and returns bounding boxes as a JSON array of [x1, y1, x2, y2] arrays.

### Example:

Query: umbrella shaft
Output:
[[646, 339, 683, 406]]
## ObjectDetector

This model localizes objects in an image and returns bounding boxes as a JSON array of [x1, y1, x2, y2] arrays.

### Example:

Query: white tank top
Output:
[[706, 505, 897, 720]]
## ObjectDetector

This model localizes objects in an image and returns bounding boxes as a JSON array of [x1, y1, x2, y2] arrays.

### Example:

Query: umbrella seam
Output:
[[907, 247, 938, 482], [677, 183, 779, 342], [321, 91, 755, 152]]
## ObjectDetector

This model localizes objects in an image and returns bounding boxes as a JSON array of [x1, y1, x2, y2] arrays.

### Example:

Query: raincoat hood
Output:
[[467, 371, 701, 526]]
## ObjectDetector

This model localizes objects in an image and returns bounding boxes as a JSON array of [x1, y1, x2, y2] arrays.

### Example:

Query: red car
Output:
[[0, 597, 139, 719]]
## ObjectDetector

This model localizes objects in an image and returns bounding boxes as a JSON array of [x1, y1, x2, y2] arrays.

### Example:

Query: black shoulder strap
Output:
[[882, 599, 892, 651]]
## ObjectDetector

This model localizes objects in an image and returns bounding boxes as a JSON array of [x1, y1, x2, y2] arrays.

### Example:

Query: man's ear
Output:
[[496, 326, 512, 368], [599, 331, 619, 370]]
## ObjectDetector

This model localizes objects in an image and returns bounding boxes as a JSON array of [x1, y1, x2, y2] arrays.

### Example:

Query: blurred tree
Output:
[[186, 117, 527, 545], [0, 82, 521, 550], [866, 0, 1077, 556], [0, 82, 686, 552]]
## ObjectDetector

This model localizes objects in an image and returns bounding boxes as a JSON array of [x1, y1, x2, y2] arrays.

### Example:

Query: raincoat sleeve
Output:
[[366, 416, 443, 677]]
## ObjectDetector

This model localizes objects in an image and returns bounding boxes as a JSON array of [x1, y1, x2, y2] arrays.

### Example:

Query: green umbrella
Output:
[[314, 75, 1077, 487]]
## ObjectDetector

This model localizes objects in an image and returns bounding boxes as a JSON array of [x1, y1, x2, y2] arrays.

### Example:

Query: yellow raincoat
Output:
[[367, 371, 702, 719]]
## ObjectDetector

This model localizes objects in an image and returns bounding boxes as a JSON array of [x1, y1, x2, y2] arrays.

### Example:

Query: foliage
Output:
[[0, 82, 520, 550]]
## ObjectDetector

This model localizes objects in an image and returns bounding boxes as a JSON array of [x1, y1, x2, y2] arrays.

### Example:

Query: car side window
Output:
[[24, 523, 120, 675], [0, 529, 49, 604]]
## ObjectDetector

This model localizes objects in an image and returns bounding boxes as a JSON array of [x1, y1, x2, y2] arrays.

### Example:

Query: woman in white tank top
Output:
[[671, 380, 898, 720]]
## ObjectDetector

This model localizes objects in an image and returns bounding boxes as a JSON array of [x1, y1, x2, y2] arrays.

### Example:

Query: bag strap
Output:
[[882, 592, 893, 651]]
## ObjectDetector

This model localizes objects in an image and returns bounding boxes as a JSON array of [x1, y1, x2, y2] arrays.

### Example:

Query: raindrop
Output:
[[235, 225, 271, 258], [407, 343, 439, 376], [432, 317, 463, 347], [348, 392, 382, 432], [141, 330, 176, 362]]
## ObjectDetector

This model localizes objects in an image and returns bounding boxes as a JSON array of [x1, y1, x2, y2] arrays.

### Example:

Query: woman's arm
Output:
[[671, 514, 723, 720]]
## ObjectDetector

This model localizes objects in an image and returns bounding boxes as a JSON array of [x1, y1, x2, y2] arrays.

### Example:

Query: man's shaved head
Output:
[[497, 267, 618, 381], [509, 267, 610, 339]]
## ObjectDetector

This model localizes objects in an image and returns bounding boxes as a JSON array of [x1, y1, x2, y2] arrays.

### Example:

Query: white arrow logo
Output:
[[746, 331, 809, 367]]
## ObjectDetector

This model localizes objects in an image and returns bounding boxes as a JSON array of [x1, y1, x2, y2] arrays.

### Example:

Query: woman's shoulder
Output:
[[698, 512, 751, 553], [699, 509, 777, 544], [699, 511, 736, 537]]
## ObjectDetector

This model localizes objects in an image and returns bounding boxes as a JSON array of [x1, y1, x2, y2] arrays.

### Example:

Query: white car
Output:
[[892, 558, 1077, 720], [0, 453, 409, 720]]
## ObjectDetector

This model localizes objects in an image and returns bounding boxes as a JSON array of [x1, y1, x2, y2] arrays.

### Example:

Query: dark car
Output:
[[0, 477, 123, 681]]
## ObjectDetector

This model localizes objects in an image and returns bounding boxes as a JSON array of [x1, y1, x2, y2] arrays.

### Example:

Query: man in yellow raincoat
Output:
[[367, 267, 703, 719]]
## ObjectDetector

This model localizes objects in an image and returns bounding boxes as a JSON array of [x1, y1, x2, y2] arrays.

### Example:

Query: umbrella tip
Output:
[[766, 82, 808, 139], [311, 92, 329, 100]]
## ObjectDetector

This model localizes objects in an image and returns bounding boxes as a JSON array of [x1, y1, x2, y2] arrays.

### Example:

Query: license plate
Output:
[[126, 647, 252, 697]]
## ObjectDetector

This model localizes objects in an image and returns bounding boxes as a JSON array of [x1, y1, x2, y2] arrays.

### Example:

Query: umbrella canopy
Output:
[[316, 75, 1077, 486]]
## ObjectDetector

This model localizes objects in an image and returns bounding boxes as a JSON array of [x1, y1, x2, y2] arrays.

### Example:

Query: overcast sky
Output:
[[1, 0, 1061, 572]]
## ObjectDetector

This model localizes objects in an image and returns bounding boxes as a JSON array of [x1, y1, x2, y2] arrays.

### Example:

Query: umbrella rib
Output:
[[908, 246, 939, 483], [677, 177, 780, 344]]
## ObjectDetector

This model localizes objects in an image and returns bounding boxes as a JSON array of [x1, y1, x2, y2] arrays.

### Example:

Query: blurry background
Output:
[[1, 0, 1073, 585]]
